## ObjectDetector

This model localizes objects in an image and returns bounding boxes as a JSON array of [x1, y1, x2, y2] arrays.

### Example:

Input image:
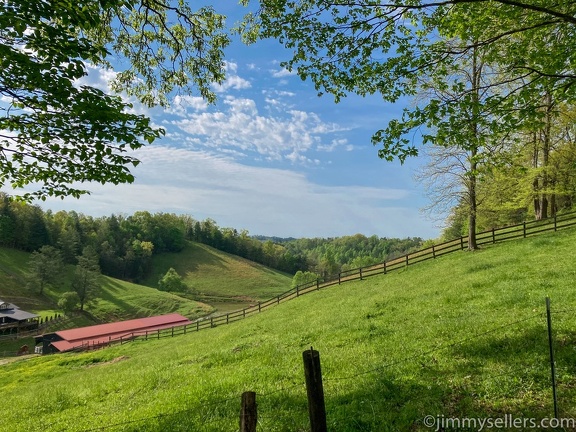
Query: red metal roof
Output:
[[52, 313, 192, 351]]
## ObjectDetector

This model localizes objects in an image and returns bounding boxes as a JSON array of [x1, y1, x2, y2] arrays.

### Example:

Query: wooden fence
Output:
[[71, 210, 576, 352]]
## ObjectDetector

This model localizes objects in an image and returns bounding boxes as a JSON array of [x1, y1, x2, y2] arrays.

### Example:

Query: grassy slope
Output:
[[143, 241, 292, 306], [2, 230, 576, 431], [0, 245, 213, 326]]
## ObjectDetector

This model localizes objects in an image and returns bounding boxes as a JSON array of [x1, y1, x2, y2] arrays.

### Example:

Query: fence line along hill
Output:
[[87, 211, 576, 351]]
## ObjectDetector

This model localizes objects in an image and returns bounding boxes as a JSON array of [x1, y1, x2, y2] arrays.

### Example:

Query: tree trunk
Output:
[[467, 46, 480, 251]]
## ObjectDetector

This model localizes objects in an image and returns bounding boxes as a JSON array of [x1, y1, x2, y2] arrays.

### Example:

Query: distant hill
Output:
[[142, 241, 292, 313]]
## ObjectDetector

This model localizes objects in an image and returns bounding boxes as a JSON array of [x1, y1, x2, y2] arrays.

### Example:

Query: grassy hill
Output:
[[2, 229, 576, 431], [0, 245, 213, 326], [143, 241, 292, 312]]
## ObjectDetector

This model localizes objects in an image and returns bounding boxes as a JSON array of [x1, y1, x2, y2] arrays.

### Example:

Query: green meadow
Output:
[[1, 228, 576, 431]]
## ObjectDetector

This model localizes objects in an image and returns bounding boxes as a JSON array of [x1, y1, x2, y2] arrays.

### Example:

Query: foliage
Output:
[[89, 1, 230, 107], [291, 270, 319, 288], [248, 0, 576, 234], [57, 291, 80, 313], [26, 245, 63, 295], [0, 0, 163, 200], [72, 246, 101, 311], [157, 267, 188, 293]]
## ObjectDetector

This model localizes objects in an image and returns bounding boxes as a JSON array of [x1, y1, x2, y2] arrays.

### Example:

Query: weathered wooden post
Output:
[[239, 391, 257, 432], [303, 347, 327, 432], [546, 297, 558, 419]]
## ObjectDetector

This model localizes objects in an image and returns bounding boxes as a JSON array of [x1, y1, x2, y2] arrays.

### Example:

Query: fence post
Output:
[[338, 273, 341, 285], [546, 297, 559, 419], [432, 245, 436, 259], [383, 261, 387, 274], [405, 254, 409, 267], [197, 321, 200, 331], [360, 267, 363, 280], [523, 222, 527, 238], [492, 228, 495, 244], [316, 279, 320, 290], [240, 391, 257, 432], [303, 347, 327, 432], [554, 214, 557, 231], [258, 302, 261, 312], [460, 236, 464, 250], [210, 317, 214, 327], [297, 285, 300, 296]]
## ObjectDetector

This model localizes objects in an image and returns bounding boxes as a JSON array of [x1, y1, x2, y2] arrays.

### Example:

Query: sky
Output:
[[10, 6, 442, 240]]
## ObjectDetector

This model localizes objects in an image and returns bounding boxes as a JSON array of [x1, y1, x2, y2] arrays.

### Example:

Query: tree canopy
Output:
[[249, 0, 576, 161], [0, 0, 231, 200]]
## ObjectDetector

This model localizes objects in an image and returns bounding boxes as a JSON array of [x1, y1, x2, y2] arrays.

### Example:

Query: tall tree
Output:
[[27, 245, 64, 295], [72, 246, 102, 311]]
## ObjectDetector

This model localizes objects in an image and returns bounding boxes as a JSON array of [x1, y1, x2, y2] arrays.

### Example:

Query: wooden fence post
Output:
[[240, 391, 257, 432], [432, 245, 436, 259], [316, 279, 320, 290], [383, 261, 387, 274], [360, 267, 363, 280], [405, 254, 409, 267], [492, 228, 495, 244], [554, 214, 557, 231], [303, 347, 327, 432], [546, 297, 559, 419], [338, 273, 341, 285], [460, 236, 464, 250], [523, 222, 527, 238]]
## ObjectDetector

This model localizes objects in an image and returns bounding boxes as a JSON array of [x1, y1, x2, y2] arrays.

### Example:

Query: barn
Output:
[[0, 300, 39, 335], [40, 313, 192, 354]]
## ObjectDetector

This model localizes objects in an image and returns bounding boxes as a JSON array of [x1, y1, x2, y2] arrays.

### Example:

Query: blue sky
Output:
[[27, 8, 441, 240]]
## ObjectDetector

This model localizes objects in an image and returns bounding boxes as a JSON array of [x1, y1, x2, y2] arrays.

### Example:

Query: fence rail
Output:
[[69, 210, 576, 353]]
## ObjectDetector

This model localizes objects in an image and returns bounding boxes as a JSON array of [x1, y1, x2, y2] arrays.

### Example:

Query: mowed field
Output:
[[2, 228, 576, 431]]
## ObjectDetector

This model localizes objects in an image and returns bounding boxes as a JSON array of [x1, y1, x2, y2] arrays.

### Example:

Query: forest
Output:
[[0, 193, 422, 284]]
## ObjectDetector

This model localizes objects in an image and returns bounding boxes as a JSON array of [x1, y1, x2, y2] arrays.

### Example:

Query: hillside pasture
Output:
[[1, 229, 575, 431], [144, 241, 292, 310]]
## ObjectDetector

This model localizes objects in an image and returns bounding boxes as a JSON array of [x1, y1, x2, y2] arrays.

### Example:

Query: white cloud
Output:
[[172, 96, 347, 161], [271, 68, 296, 78], [33, 145, 436, 239], [167, 95, 209, 116]]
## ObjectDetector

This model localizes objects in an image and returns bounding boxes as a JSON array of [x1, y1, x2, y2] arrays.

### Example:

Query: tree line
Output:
[[0, 193, 423, 286]]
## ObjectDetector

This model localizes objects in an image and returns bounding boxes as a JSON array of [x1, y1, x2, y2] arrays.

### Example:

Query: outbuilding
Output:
[[40, 313, 192, 354], [0, 300, 39, 335]]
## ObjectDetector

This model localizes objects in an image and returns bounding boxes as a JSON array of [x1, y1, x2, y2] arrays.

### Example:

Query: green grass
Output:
[[0, 245, 214, 328], [144, 241, 292, 304], [1, 229, 576, 431]]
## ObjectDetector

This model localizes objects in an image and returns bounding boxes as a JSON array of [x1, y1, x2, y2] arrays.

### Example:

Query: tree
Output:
[[72, 246, 101, 311], [158, 267, 188, 292], [250, 0, 576, 237], [58, 292, 80, 313], [27, 245, 64, 295], [1, 0, 231, 200], [291, 270, 320, 289]]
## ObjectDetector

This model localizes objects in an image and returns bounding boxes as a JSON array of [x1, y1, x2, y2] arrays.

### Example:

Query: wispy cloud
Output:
[[171, 96, 347, 161], [33, 145, 431, 238]]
